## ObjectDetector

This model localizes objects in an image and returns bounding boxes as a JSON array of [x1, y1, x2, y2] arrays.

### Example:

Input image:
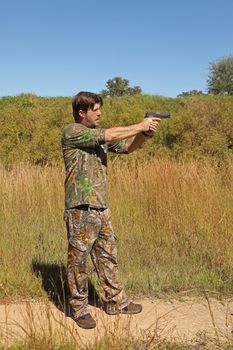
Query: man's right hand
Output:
[[140, 117, 161, 134]]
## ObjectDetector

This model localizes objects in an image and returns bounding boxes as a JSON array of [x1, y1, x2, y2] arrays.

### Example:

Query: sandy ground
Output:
[[1, 297, 233, 347]]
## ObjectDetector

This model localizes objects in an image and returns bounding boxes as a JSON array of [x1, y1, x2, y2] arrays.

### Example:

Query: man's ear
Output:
[[78, 110, 86, 120]]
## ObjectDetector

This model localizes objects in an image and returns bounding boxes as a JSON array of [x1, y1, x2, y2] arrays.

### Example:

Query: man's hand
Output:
[[141, 117, 161, 136]]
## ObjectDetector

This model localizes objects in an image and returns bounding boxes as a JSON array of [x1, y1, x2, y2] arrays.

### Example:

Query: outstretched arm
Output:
[[117, 118, 161, 153], [105, 118, 159, 143]]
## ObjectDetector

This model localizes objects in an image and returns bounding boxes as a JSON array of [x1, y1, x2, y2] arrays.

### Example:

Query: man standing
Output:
[[61, 91, 160, 329]]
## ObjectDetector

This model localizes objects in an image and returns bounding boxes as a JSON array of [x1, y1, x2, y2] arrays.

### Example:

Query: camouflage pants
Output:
[[64, 207, 129, 318]]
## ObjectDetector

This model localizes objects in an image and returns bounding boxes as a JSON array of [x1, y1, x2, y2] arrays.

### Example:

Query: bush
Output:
[[1, 93, 233, 165]]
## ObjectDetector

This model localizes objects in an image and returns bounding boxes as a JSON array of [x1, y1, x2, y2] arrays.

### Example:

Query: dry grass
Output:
[[1, 158, 233, 300], [0, 164, 65, 299], [109, 158, 233, 295]]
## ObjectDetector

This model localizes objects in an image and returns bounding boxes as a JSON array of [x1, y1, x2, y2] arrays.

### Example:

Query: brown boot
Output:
[[75, 313, 96, 329], [106, 302, 142, 315]]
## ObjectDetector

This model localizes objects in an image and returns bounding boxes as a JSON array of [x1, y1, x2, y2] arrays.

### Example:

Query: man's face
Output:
[[80, 103, 102, 128]]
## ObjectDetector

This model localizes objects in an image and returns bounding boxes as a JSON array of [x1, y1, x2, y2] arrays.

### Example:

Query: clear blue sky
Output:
[[1, 0, 232, 98]]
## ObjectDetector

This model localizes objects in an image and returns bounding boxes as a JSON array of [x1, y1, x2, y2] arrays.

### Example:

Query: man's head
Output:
[[72, 91, 103, 128]]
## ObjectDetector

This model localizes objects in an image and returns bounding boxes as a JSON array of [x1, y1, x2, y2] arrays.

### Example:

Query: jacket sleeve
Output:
[[107, 139, 128, 154]]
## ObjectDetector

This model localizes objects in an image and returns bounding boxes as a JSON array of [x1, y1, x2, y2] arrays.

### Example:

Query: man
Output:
[[61, 91, 160, 329]]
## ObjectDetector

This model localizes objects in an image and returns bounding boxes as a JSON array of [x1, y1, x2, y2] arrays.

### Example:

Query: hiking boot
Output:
[[75, 313, 96, 329], [106, 302, 142, 315]]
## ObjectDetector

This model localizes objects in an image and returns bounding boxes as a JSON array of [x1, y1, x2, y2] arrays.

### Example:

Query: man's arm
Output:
[[104, 118, 159, 143], [123, 133, 147, 153]]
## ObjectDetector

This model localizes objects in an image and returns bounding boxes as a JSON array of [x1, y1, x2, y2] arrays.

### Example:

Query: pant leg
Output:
[[65, 208, 101, 318], [90, 208, 130, 309]]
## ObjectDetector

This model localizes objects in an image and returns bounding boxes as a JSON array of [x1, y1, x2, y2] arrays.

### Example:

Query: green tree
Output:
[[100, 77, 142, 97], [177, 90, 204, 97], [207, 54, 233, 95]]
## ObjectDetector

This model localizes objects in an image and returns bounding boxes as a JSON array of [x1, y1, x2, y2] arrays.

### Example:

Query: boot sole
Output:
[[106, 306, 142, 315], [76, 320, 96, 329]]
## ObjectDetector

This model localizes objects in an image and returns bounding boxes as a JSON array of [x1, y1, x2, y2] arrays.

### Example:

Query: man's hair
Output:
[[72, 91, 103, 122]]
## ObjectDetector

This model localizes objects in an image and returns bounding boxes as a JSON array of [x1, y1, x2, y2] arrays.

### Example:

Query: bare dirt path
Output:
[[1, 297, 233, 346]]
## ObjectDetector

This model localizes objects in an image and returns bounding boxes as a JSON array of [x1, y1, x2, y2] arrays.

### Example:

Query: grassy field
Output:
[[1, 158, 233, 349], [1, 158, 233, 301], [109, 158, 233, 295]]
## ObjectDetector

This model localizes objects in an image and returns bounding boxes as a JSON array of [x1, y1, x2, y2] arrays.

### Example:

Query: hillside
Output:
[[0, 94, 233, 165]]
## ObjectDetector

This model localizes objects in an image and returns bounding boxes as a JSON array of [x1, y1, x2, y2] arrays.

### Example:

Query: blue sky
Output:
[[1, 0, 232, 98]]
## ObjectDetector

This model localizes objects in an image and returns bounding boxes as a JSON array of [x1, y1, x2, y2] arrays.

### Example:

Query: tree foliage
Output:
[[207, 54, 233, 95], [100, 77, 142, 97], [177, 90, 204, 97]]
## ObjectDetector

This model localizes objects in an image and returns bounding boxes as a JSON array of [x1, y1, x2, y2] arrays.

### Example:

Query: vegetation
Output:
[[0, 93, 233, 166], [207, 54, 233, 95], [1, 92, 233, 348], [1, 160, 233, 348], [1, 333, 231, 350], [100, 77, 142, 97], [177, 90, 204, 97], [1, 93, 233, 299], [1, 159, 233, 300]]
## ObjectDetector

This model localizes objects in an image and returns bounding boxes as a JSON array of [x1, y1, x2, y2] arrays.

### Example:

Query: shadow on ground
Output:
[[32, 260, 103, 317]]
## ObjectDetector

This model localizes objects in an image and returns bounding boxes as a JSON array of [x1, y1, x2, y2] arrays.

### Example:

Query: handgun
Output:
[[145, 112, 171, 119]]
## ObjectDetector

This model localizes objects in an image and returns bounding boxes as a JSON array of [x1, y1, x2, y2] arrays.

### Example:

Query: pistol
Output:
[[145, 111, 171, 119]]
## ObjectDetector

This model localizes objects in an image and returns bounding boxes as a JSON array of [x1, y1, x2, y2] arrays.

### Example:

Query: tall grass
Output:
[[0, 165, 65, 299], [1, 158, 233, 300], [109, 158, 233, 294]]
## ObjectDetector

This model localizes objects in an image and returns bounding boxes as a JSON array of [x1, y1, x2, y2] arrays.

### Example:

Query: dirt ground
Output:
[[1, 296, 233, 347]]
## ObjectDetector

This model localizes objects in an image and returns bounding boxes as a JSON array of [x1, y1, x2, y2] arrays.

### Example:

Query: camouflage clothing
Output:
[[61, 122, 130, 318], [61, 123, 127, 209], [65, 207, 129, 318]]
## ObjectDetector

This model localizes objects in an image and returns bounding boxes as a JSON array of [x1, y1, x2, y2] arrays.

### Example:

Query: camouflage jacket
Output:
[[61, 123, 128, 209]]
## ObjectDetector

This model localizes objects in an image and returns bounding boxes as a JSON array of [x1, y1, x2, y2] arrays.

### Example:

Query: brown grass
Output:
[[1, 158, 233, 300]]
